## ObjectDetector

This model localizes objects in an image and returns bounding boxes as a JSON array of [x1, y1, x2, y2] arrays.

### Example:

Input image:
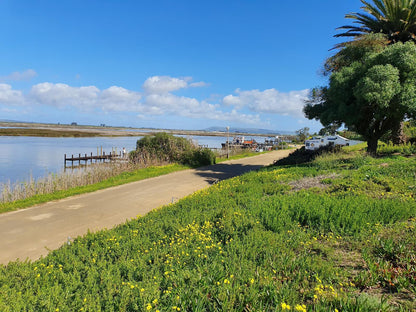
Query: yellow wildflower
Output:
[[294, 304, 306, 312]]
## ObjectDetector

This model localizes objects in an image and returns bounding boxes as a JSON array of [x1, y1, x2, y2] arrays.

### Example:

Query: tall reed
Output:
[[0, 159, 169, 204]]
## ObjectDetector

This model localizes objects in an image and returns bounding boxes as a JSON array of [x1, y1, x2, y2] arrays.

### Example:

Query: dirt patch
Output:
[[288, 173, 340, 191]]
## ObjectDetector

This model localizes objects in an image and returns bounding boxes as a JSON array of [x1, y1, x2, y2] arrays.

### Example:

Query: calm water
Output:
[[0, 135, 242, 188]]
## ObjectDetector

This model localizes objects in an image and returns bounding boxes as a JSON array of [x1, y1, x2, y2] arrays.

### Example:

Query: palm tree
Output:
[[335, 0, 416, 44]]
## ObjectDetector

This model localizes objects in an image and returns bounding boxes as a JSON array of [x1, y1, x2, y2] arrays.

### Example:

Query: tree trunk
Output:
[[367, 137, 378, 155], [392, 121, 406, 145]]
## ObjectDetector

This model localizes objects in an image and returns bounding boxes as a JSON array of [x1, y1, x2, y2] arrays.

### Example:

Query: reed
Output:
[[0, 160, 170, 204]]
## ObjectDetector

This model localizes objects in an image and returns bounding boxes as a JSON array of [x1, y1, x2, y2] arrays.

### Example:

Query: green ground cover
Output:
[[0, 148, 415, 311]]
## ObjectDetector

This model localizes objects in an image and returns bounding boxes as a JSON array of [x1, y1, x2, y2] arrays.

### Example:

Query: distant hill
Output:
[[204, 127, 295, 136]]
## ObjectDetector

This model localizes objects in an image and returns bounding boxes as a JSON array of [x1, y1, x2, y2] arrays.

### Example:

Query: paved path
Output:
[[0, 150, 291, 264]]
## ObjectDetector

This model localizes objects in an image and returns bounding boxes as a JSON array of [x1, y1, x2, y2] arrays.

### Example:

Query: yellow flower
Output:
[[294, 304, 306, 312], [281, 302, 291, 310], [146, 304, 152, 310]]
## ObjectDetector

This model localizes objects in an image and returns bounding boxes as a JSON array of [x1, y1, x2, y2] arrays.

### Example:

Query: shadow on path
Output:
[[193, 163, 263, 184]]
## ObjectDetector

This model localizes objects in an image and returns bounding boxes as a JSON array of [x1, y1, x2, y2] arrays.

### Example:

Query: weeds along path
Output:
[[0, 149, 291, 264]]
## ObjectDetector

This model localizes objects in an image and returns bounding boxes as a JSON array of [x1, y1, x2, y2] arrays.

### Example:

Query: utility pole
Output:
[[226, 126, 230, 158]]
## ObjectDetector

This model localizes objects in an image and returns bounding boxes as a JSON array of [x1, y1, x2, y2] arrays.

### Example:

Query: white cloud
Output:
[[100, 86, 142, 112], [223, 88, 309, 117], [28, 83, 144, 113], [145, 93, 199, 113], [142, 75, 208, 94], [1, 107, 19, 113], [0, 76, 298, 126], [142, 93, 260, 124], [205, 109, 262, 125], [30, 83, 100, 110], [1, 69, 37, 82], [0, 84, 25, 105], [143, 76, 188, 94], [189, 81, 209, 88]]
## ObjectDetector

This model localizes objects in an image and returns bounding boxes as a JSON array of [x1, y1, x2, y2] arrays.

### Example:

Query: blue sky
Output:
[[0, 0, 363, 133]]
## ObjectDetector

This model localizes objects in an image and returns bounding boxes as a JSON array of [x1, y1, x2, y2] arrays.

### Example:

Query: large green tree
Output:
[[304, 42, 416, 154]]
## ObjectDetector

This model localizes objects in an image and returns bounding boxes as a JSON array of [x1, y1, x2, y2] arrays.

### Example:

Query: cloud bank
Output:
[[0, 74, 308, 126], [223, 88, 309, 117]]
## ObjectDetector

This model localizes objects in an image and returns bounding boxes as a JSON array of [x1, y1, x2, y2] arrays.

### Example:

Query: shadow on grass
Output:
[[272, 146, 342, 166], [193, 163, 263, 184]]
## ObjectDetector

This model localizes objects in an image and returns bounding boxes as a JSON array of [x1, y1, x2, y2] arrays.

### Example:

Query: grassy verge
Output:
[[0, 147, 415, 311], [216, 148, 293, 163], [216, 150, 265, 162], [0, 164, 189, 214]]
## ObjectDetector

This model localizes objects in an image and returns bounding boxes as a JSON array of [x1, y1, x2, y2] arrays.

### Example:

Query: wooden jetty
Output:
[[64, 151, 123, 168]]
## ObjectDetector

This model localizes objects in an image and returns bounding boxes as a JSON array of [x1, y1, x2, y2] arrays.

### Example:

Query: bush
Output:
[[190, 148, 216, 167], [130, 133, 216, 167]]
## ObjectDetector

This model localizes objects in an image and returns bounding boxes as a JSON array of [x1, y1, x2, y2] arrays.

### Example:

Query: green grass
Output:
[[0, 148, 415, 311], [0, 164, 189, 214], [377, 142, 416, 156], [216, 148, 292, 163], [216, 150, 265, 162]]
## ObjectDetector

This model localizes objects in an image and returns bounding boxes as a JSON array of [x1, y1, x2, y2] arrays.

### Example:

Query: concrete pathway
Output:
[[0, 150, 291, 264]]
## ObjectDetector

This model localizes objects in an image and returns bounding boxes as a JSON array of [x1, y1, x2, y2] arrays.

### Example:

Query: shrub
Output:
[[130, 133, 216, 167], [189, 148, 216, 167]]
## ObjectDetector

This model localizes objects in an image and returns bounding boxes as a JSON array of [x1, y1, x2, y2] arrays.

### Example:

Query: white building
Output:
[[305, 135, 350, 151]]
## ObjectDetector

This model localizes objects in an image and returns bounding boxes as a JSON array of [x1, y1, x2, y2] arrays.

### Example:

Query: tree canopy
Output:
[[304, 41, 416, 154]]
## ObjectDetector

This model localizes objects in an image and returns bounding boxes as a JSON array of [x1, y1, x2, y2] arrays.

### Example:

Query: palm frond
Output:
[[334, 0, 416, 47], [361, 0, 386, 18]]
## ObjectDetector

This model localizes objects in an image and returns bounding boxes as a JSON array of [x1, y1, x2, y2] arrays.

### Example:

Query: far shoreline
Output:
[[0, 121, 286, 138]]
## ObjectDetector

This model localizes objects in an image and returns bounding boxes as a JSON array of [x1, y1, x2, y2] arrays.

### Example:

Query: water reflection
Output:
[[0, 136, 142, 187], [0, 135, 234, 188]]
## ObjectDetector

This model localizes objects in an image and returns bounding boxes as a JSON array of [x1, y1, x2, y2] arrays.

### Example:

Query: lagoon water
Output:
[[0, 135, 239, 189]]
